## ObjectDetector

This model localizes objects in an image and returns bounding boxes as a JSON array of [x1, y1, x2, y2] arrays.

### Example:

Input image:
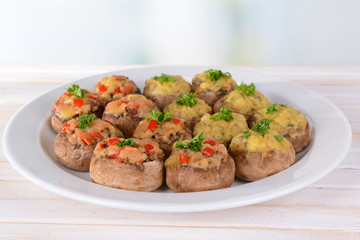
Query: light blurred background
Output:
[[1, 0, 360, 65]]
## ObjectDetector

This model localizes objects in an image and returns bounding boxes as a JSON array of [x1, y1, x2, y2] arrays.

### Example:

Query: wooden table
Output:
[[0, 65, 359, 239]]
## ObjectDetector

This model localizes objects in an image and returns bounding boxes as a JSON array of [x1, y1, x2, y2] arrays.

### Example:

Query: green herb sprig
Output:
[[236, 82, 255, 96], [210, 107, 233, 122], [251, 118, 272, 136], [66, 84, 85, 98], [274, 135, 284, 142], [204, 69, 231, 81], [176, 93, 198, 107], [175, 132, 204, 152], [78, 114, 97, 129], [242, 131, 251, 138], [146, 110, 173, 124], [117, 138, 138, 148], [266, 103, 287, 115], [152, 73, 175, 83]]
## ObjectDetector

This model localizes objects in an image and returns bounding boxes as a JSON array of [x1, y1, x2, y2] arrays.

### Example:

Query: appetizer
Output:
[[143, 73, 192, 110], [213, 82, 272, 121], [90, 138, 165, 191], [252, 103, 311, 152], [132, 110, 192, 157], [54, 114, 124, 171], [165, 132, 235, 192], [229, 118, 296, 181], [192, 69, 237, 106], [164, 93, 212, 131], [94, 75, 140, 102], [51, 84, 105, 133], [102, 94, 159, 138], [193, 107, 248, 146]]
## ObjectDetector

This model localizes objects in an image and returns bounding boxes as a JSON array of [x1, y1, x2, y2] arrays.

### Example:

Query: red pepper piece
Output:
[[114, 88, 120, 94], [74, 98, 84, 107], [148, 119, 157, 131], [98, 84, 107, 93], [64, 92, 72, 97], [202, 147, 215, 157], [110, 154, 123, 163], [117, 100, 128, 106], [172, 117, 181, 124], [89, 93, 99, 100], [120, 83, 133, 95], [204, 138, 216, 146], [180, 153, 188, 164], [108, 138, 120, 145], [145, 144, 155, 154], [91, 131, 103, 140], [104, 119, 113, 125], [61, 123, 70, 132]]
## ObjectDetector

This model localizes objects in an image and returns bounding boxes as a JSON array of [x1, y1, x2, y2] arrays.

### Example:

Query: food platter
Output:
[[3, 66, 352, 212]]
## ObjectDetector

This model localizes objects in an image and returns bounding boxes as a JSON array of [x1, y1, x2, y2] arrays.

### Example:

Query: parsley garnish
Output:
[[266, 103, 287, 115], [117, 138, 137, 148], [176, 93, 198, 107], [146, 110, 173, 124], [251, 118, 272, 136], [242, 131, 251, 138], [210, 107, 233, 122], [236, 82, 255, 96], [152, 74, 175, 83], [175, 132, 204, 152], [78, 114, 97, 129], [204, 69, 231, 81], [274, 135, 283, 142], [66, 84, 85, 98]]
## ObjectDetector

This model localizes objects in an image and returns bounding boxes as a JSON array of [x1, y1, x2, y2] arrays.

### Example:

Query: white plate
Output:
[[3, 66, 352, 212]]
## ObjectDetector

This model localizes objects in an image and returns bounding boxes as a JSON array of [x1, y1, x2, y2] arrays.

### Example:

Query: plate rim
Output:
[[3, 65, 352, 212]]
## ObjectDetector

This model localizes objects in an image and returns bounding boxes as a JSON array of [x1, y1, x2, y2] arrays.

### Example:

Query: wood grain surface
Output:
[[0, 65, 359, 240]]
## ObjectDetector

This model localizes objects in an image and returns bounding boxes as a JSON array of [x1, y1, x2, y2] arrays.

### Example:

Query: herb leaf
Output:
[[274, 135, 283, 142], [146, 110, 173, 124], [152, 73, 175, 83], [242, 131, 251, 138], [175, 132, 204, 152], [251, 118, 272, 136], [66, 84, 85, 98], [236, 82, 255, 96], [204, 69, 232, 81], [210, 107, 234, 122], [266, 103, 287, 115], [176, 93, 198, 107], [117, 138, 138, 148], [78, 114, 97, 129]]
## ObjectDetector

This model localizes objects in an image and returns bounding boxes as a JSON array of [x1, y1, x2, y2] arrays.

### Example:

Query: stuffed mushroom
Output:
[[54, 114, 124, 171], [90, 138, 165, 192], [165, 132, 235, 192], [213, 82, 272, 121], [132, 110, 192, 157], [164, 93, 212, 131], [193, 108, 248, 146], [143, 73, 192, 111], [192, 69, 237, 106], [229, 118, 296, 181], [94, 75, 141, 102], [102, 94, 159, 138], [252, 103, 311, 152], [51, 84, 105, 133]]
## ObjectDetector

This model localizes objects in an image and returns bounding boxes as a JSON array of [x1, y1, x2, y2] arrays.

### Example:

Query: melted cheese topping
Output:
[[163, 98, 212, 122], [63, 119, 118, 145], [164, 143, 228, 170], [229, 130, 293, 157], [193, 113, 249, 145], [143, 75, 191, 96], [93, 138, 163, 164], [52, 90, 95, 120], [104, 94, 158, 118], [254, 105, 308, 139], [94, 75, 138, 102], [133, 119, 187, 144], [192, 71, 237, 93], [221, 90, 272, 116]]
